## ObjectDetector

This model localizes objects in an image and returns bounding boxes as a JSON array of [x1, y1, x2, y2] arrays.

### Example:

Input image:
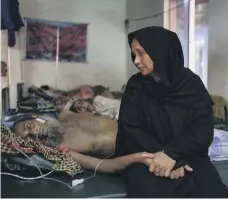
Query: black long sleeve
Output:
[[163, 107, 214, 161], [115, 94, 189, 169], [115, 90, 163, 157]]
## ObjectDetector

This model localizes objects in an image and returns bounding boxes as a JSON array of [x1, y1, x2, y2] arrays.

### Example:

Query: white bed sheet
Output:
[[209, 128, 228, 161]]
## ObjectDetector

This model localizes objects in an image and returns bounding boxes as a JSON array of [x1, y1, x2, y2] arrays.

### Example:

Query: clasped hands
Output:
[[141, 151, 193, 179]]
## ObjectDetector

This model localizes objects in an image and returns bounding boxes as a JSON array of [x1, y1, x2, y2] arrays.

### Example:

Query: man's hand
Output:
[[137, 152, 154, 166]]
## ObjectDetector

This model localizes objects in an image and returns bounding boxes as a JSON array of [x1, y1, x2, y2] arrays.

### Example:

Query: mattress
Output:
[[209, 128, 228, 161], [212, 160, 228, 186]]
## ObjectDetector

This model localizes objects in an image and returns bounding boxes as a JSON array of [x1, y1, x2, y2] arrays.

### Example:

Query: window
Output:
[[168, 0, 209, 87], [169, 0, 190, 68]]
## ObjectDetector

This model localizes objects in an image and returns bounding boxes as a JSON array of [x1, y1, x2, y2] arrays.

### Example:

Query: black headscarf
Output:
[[127, 26, 213, 108]]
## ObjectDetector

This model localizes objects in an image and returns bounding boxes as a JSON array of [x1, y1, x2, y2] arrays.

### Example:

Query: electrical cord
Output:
[[83, 153, 115, 181], [1, 170, 54, 180]]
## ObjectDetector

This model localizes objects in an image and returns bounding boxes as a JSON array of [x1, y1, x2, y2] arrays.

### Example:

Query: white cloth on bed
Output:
[[209, 128, 228, 161], [93, 95, 121, 120]]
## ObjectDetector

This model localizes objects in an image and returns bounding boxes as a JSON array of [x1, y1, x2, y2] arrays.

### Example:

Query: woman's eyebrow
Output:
[[132, 49, 144, 53]]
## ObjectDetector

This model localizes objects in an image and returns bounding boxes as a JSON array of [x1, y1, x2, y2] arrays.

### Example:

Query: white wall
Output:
[[18, 0, 127, 95], [208, 0, 228, 99], [126, 0, 164, 79]]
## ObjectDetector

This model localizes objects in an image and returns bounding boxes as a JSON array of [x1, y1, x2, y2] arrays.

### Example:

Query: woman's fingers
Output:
[[155, 165, 161, 173], [170, 171, 175, 179], [169, 167, 185, 179], [175, 167, 186, 179], [159, 168, 166, 177], [179, 167, 185, 177], [149, 163, 155, 173], [184, 164, 193, 172], [164, 169, 171, 177], [149, 165, 187, 179], [174, 169, 180, 179]]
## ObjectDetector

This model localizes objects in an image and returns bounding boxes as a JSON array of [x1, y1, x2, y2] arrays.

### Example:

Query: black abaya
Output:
[[115, 27, 228, 197]]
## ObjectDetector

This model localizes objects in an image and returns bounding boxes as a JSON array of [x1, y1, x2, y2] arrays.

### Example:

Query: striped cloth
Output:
[[18, 99, 56, 113]]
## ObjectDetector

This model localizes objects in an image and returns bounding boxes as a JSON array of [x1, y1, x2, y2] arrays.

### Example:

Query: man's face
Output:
[[72, 99, 95, 113], [13, 119, 42, 138]]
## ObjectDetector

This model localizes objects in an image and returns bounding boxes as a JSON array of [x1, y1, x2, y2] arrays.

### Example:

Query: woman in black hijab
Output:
[[115, 27, 228, 197]]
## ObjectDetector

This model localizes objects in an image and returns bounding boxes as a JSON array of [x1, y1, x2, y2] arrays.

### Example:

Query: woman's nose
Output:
[[134, 56, 141, 66]]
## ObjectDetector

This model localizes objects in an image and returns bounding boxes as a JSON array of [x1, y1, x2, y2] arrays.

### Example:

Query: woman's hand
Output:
[[142, 151, 176, 177], [169, 165, 193, 179], [142, 152, 193, 179]]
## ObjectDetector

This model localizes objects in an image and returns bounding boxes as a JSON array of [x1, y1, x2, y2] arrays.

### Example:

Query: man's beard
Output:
[[35, 125, 64, 147]]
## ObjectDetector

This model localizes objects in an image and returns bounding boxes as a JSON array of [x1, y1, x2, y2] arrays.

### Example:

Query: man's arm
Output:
[[69, 150, 147, 173]]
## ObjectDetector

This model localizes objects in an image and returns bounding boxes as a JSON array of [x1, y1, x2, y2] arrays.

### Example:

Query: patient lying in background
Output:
[[12, 110, 191, 178]]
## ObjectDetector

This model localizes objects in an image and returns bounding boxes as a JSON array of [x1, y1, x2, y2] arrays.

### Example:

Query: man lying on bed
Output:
[[12, 110, 192, 179]]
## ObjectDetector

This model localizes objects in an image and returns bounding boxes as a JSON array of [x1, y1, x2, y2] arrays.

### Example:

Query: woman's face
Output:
[[131, 38, 154, 76]]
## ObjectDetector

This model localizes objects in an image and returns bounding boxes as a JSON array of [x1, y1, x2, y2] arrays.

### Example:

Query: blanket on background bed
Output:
[[209, 128, 228, 161]]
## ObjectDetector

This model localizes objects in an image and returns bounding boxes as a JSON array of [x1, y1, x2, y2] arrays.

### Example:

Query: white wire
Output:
[[84, 153, 115, 181], [10, 143, 43, 176], [1, 170, 54, 180]]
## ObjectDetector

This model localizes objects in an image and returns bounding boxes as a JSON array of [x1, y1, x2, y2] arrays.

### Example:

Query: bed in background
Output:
[[1, 86, 228, 198], [209, 128, 228, 186]]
